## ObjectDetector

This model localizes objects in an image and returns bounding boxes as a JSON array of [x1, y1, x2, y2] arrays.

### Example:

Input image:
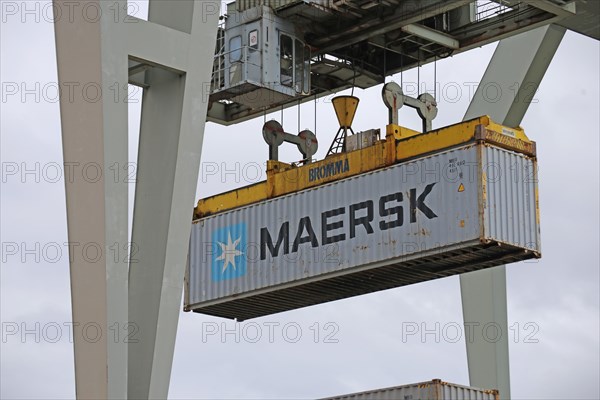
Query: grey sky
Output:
[[1, 1, 599, 399]]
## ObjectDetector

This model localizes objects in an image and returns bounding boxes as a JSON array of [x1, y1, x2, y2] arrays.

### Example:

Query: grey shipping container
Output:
[[185, 142, 540, 320], [320, 379, 499, 400]]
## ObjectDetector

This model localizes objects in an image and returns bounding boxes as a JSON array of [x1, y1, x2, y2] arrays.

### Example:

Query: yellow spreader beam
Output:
[[194, 116, 535, 219]]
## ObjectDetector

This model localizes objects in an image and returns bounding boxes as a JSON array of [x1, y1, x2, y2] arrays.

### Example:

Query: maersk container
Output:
[[320, 379, 499, 400], [185, 142, 540, 321]]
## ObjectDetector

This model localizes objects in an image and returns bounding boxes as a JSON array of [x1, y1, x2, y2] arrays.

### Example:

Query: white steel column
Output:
[[54, 0, 219, 397], [127, 1, 219, 399], [461, 24, 566, 399], [53, 1, 129, 398]]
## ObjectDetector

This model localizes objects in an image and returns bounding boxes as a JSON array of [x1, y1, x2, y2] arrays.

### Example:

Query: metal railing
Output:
[[211, 46, 263, 94], [475, 0, 516, 21]]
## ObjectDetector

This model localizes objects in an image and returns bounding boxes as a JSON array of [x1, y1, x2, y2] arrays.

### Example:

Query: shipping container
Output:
[[185, 120, 540, 320], [320, 379, 499, 400]]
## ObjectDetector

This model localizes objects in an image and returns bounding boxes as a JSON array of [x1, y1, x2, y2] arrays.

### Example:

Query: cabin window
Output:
[[280, 34, 293, 86], [294, 39, 304, 93], [229, 35, 242, 62], [303, 45, 311, 94]]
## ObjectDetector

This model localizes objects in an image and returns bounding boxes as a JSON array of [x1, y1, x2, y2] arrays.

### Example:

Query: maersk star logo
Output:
[[216, 231, 243, 273], [211, 223, 247, 281]]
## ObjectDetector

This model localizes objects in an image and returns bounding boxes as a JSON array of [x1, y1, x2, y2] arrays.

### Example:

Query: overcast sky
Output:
[[1, 1, 599, 399]]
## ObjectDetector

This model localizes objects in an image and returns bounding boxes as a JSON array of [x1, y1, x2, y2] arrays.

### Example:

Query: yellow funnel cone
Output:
[[332, 96, 359, 128]]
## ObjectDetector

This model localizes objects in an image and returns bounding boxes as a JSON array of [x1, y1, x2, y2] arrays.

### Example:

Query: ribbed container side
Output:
[[187, 143, 541, 319], [321, 380, 499, 400], [483, 146, 539, 251]]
